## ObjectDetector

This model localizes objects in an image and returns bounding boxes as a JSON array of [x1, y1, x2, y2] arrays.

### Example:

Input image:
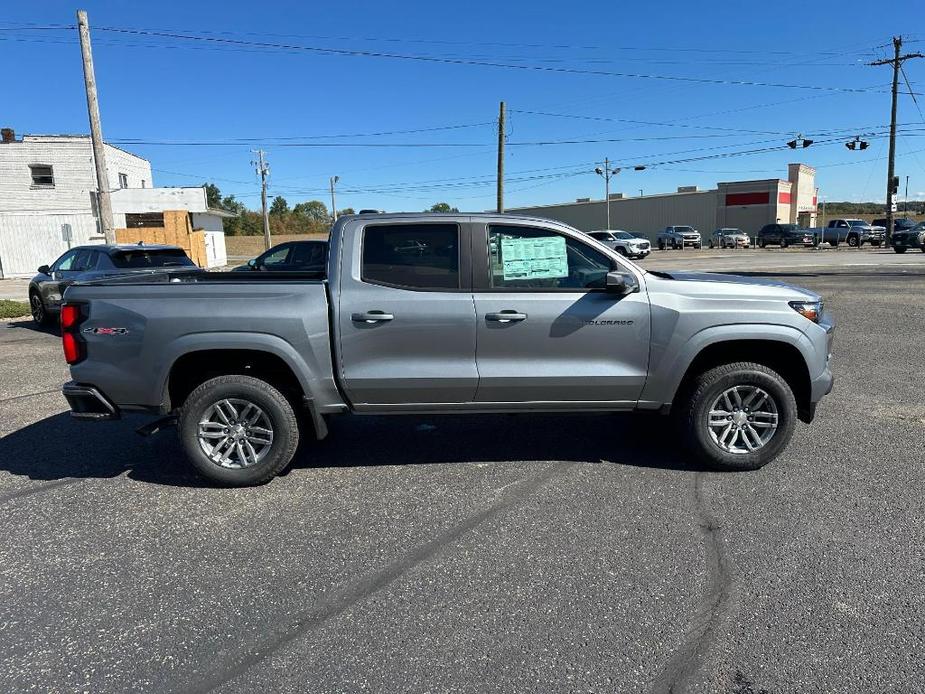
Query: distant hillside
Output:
[[819, 201, 924, 215]]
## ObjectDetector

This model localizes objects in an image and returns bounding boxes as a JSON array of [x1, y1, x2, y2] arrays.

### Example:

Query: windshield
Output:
[[110, 249, 195, 269], [779, 224, 800, 232], [675, 226, 694, 233], [614, 232, 633, 239], [845, 219, 866, 226]]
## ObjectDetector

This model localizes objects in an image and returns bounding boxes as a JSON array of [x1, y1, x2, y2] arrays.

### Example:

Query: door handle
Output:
[[352, 311, 394, 323], [485, 311, 527, 323]]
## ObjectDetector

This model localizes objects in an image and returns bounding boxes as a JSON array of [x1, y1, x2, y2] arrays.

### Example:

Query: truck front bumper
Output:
[[62, 381, 120, 420]]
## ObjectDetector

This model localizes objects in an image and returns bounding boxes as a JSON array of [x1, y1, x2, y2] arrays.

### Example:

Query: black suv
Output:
[[889, 221, 925, 254], [756, 224, 816, 248]]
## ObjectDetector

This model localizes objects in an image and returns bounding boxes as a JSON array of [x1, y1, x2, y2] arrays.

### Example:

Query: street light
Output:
[[594, 158, 621, 229]]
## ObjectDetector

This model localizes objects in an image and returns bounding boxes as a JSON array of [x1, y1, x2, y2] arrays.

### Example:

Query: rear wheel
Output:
[[179, 375, 300, 486], [894, 247, 907, 254], [678, 362, 797, 471], [780, 239, 788, 249], [29, 291, 52, 326]]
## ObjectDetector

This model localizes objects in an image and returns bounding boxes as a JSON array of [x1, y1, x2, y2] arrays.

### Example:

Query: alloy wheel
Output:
[[197, 398, 274, 469], [30, 294, 44, 323], [707, 385, 779, 454]]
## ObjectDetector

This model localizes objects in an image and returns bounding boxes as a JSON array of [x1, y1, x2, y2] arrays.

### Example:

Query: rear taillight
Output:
[[60, 303, 86, 365]]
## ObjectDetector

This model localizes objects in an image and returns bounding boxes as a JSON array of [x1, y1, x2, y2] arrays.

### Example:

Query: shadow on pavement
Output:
[[3, 318, 59, 335], [0, 410, 715, 490]]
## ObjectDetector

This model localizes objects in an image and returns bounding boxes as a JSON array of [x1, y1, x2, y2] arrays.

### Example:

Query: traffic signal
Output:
[[859, 140, 869, 150], [846, 140, 856, 150], [787, 139, 797, 149], [890, 176, 900, 194], [802, 139, 813, 148]]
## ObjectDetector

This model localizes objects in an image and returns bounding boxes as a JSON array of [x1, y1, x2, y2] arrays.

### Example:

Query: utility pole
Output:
[[496, 101, 505, 213], [77, 10, 115, 244], [252, 150, 271, 251], [594, 158, 621, 229], [869, 36, 924, 244], [330, 176, 339, 224], [904, 175, 909, 217]]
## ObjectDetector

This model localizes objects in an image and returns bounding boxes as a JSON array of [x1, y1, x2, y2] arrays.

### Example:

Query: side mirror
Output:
[[606, 271, 639, 295], [247, 258, 257, 269], [38, 265, 51, 275]]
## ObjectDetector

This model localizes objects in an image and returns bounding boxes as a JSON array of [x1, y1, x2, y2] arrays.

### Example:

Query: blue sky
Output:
[[3, 0, 925, 212]]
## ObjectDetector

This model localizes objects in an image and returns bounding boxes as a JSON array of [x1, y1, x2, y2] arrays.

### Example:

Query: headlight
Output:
[[789, 300, 824, 323]]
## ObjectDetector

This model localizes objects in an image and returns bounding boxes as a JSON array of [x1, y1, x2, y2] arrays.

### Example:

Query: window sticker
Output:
[[500, 236, 568, 280]]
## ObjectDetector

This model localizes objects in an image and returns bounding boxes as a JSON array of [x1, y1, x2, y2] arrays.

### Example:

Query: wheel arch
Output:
[[645, 328, 816, 424]]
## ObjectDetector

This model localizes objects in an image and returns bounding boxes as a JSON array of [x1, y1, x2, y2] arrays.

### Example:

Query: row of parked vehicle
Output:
[[643, 218, 925, 253]]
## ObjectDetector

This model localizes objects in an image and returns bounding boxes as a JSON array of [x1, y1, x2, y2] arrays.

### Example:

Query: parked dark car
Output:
[[872, 217, 917, 234], [889, 221, 925, 254], [28, 244, 197, 325], [756, 224, 816, 248], [232, 240, 329, 273]]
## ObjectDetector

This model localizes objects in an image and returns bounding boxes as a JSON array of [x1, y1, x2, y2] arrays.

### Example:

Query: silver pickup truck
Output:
[[60, 213, 834, 486]]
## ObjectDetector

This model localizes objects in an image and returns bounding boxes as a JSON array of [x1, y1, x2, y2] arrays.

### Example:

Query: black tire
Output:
[[780, 239, 788, 249], [759, 240, 766, 248], [178, 375, 300, 486], [894, 247, 907, 254], [829, 239, 838, 248], [871, 240, 881, 247], [848, 235, 859, 247], [615, 246, 627, 256], [677, 361, 797, 471], [709, 241, 714, 249], [658, 240, 665, 250], [29, 291, 52, 326]]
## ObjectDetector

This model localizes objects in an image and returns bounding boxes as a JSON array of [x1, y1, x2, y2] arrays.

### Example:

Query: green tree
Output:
[[221, 195, 246, 215], [292, 200, 331, 223], [203, 182, 223, 209], [339, 207, 355, 216], [270, 195, 290, 215], [428, 202, 459, 213]]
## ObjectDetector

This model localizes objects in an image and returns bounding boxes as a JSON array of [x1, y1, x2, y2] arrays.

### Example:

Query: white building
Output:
[[0, 128, 229, 277]]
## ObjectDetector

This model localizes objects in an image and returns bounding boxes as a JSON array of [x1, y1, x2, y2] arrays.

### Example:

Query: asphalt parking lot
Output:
[[1, 248, 924, 693]]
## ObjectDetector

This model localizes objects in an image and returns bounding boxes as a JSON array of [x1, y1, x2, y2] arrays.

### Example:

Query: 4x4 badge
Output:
[[82, 327, 129, 335]]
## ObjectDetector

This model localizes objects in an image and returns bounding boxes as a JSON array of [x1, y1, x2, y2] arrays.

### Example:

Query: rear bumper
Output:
[[62, 381, 120, 420]]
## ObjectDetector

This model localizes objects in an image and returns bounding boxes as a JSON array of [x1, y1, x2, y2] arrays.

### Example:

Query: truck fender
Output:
[[639, 323, 817, 409], [155, 332, 340, 439]]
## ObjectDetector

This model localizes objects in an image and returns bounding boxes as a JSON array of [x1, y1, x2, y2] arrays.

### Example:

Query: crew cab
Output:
[[60, 213, 834, 486], [820, 219, 885, 247]]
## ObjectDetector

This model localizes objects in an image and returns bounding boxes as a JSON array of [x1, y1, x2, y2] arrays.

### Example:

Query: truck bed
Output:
[[64, 273, 341, 411]]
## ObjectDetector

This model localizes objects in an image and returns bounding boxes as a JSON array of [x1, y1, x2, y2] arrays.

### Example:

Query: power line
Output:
[[93, 26, 890, 94]]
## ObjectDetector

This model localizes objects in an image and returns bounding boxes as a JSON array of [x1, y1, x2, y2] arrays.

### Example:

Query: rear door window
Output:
[[362, 223, 459, 290], [289, 243, 327, 268]]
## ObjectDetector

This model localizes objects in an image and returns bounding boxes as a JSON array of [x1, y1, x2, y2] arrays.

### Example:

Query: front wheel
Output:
[[780, 239, 788, 248], [179, 375, 300, 486], [678, 362, 797, 471], [848, 235, 859, 247], [615, 246, 627, 256], [30, 291, 52, 326], [658, 240, 665, 250], [894, 247, 907, 254]]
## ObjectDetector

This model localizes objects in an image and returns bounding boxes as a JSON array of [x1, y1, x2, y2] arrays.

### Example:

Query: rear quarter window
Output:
[[110, 249, 195, 269]]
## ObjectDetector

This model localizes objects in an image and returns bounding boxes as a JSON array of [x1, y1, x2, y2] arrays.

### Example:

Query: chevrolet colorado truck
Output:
[[60, 213, 834, 486]]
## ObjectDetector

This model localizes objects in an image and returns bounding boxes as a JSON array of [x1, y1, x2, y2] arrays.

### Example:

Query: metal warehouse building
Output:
[[508, 163, 817, 242]]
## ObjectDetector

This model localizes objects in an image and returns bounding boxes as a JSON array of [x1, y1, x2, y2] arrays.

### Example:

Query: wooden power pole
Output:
[[253, 150, 271, 251], [76, 10, 115, 244], [496, 101, 505, 213], [869, 36, 923, 244]]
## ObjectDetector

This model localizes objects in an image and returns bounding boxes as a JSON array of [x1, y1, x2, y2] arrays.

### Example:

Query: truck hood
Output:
[[652, 270, 819, 301]]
